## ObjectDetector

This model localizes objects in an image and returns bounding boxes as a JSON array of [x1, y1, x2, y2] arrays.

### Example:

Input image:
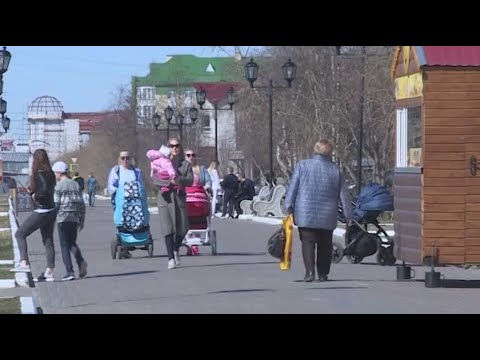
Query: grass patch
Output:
[[0, 215, 10, 229], [0, 265, 14, 279], [0, 231, 13, 260], [0, 297, 21, 314]]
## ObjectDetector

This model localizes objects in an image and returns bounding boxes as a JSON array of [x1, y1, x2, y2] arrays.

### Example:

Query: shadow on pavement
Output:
[[440, 280, 480, 288], [307, 286, 368, 290], [181, 261, 278, 269], [88, 270, 158, 279], [215, 252, 267, 256], [207, 288, 275, 294]]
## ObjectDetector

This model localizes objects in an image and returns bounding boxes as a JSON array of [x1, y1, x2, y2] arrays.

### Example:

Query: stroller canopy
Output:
[[353, 182, 393, 221]]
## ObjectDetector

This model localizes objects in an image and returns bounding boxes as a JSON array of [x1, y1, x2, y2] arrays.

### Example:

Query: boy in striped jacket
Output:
[[52, 161, 88, 281]]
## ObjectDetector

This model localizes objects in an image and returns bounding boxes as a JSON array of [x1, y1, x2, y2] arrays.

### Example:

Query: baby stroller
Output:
[[182, 186, 217, 255], [110, 180, 153, 259], [332, 182, 396, 266]]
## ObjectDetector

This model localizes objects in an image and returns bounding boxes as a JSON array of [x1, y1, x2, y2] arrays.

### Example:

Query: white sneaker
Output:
[[174, 251, 181, 266], [10, 263, 31, 273], [33, 271, 54, 282], [167, 259, 176, 269]]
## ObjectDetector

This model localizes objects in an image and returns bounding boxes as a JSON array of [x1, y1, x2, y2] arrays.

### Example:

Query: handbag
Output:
[[267, 228, 285, 259]]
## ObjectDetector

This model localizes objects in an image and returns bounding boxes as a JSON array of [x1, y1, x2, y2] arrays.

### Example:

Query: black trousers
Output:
[[58, 222, 85, 273], [221, 190, 235, 217], [15, 210, 57, 269], [298, 227, 333, 277], [234, 196, 253, 216], [165, 234, 184, 260]]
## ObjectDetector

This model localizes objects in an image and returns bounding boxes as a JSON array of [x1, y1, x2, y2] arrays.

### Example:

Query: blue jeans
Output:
[[88, 190, 96, 207]]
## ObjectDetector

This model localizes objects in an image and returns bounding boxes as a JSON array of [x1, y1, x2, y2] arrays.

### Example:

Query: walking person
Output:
[[86, 172, 99, 207], [52, 161, 88, 281], [153, 137, 193, 269], [207, 160, 221, 217], [284, 139, 353, 282], [220, 166, 238, 219], [73, 172, 85, 192], [107, 149, 146, 259], [10, 149, 57, 282]]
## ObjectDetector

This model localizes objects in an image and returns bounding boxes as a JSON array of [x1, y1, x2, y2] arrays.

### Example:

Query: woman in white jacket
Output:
[[207, 160, 221, 217]]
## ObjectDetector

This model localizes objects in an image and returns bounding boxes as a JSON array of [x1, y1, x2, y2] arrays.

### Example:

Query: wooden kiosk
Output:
[[391, 46, 480, 285]]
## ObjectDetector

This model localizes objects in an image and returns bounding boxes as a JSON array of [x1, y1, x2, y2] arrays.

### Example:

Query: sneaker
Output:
[[33, 271, 54, 282], [10, 263, 31, 273], [167, 259, 176, 269], [174, 251, 181, 266], [78, 261, 88, 278], [62, 272, 75, 281]]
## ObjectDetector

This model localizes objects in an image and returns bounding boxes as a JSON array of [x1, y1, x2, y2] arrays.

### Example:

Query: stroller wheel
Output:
[[148, 242, 154, 258], [346, 255, 364, 264], [111, 239, 117, 259], [331, 242, 344, 264], [211, 230, 217, 256]]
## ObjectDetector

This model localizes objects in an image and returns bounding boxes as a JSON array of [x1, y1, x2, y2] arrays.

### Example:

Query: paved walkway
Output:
[[20, 200, 480, 314]]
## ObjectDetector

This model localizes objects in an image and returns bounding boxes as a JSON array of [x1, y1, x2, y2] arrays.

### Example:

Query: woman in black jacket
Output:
[[11, 149, 57, 282]]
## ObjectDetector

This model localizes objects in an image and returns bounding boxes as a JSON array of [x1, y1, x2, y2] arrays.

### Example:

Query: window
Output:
[[396, 106, 422, 168], [202, 114, 211, 129], [143, 105, 152, 120], [184, 91, 193, 108], [168, 91, 177, 108]]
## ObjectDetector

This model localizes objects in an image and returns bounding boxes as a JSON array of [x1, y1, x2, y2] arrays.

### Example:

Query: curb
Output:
[[0, 279, 15, 289], [20, 296, 36, 314], [8, 197, 28, 287]]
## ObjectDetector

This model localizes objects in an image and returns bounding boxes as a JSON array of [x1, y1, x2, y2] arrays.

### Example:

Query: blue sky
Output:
[[1, 46, 260, 140]]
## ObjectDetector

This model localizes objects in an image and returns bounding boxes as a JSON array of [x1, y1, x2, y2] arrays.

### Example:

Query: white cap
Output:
[[52, 161, 69, 173], [159, 145, 171, 157]]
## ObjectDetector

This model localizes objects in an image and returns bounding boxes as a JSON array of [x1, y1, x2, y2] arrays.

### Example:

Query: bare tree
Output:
[[232, 46, 395, 187]]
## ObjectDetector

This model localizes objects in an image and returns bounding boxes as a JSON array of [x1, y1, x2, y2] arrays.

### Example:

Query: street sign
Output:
[[71, 157, 78, 164], [70, 163, 79, 172], [229, 150, 245, 160]]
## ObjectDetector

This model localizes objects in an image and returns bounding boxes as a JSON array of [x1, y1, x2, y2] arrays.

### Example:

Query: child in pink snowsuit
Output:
[[146, 145, 176, 183]]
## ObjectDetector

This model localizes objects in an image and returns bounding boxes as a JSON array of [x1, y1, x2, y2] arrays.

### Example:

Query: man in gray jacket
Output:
[[52, 161, 87, 281], [284, 139, 353, 282]]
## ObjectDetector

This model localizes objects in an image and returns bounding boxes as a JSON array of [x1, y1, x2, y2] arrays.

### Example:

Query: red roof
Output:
[[419, 46, 480, 66], [192, 82, 238, 105], [64, 111, 125, 133]]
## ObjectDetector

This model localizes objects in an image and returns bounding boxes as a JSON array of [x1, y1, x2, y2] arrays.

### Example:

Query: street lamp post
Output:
[[153, 112, 170, 141], [153, 106, 198, 141], [244, 58, 297, 188], [0, 46, 12, 134], [336, 46, 366, 196], [195, 87, 235, 161]]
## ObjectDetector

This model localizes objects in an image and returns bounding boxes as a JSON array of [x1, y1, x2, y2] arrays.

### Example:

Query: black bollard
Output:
[[425, 269, 441, 288]]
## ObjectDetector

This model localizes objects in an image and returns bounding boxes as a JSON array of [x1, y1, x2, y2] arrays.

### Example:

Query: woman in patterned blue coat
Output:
[[284, 139, 353, 282]]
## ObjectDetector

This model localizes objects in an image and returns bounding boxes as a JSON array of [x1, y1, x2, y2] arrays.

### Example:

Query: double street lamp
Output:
[[0, 46, 12, 133], [244, 57, 297, 188], [195, 86, 235, 161], [153, 104, 198, 141]]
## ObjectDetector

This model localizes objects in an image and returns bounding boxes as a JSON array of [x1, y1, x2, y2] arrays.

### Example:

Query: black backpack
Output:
[[75, 177, 85, 192]]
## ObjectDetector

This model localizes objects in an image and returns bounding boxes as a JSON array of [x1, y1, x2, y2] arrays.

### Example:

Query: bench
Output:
[[240, 186, 270, 215], [251, 185, 287, 217]]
